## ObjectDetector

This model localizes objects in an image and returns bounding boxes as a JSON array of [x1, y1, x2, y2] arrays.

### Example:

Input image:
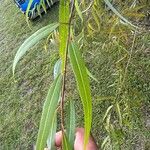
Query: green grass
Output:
[[0, 1, 59, 149], [0, 0, 150, 149]]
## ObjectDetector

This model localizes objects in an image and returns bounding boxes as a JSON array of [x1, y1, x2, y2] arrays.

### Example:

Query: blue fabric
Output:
[[18, 0, 40, 12]]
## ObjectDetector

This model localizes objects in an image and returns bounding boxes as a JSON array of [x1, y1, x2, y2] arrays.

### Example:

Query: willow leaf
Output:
[[69, 42, 92, 149], [36, 75, 62, 150], [104, 0, 138, 28], [47, 111, 57, 150], [116, 102, 122, 127], [91, 7, 100, 31], [86, 68, 99, 83], [46, 0, 51, 7], [59, 0, 70, 72], [50, 0, 54, 5], [103, 105, 113, 122], [101, 136, 109, 149], [41, 1, 47, 13], [26, 0, 33, 18], [75, 0, 83, 22], [53, 59, 62, 79], [66, 100, 76, 150], [62, 133, 71, 150], [36, 4, 42, 17], [13, 23, 59, 75]]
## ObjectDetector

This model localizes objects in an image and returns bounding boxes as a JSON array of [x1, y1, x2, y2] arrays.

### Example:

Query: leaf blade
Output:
[[13, 23, 59, 75], [103, 105, 113, 122], [62, 133, 71, 150], [47, 111, 57, 150], [86, 68, 99, 83], [26, 0, 33, 18], [104, 0, 138, 28], [66, 100, 76, 149], [75, 0, 83, 22], [69, 42, 92, 149], [53, 59, 62, 79], [59, 0, 70, 72], [36, 75, 62, 150]]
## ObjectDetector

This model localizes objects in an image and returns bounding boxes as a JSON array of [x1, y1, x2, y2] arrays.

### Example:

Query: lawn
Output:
[[0, 0, 150, 149]]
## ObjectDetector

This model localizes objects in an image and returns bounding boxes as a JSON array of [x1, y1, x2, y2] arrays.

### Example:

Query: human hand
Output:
[[54, 128, 98, 150]]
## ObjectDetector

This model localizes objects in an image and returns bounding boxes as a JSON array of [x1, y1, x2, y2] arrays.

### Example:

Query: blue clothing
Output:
[[16, 0, 40, 12]]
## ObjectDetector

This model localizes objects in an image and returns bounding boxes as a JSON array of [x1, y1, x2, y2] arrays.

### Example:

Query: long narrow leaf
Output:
[[75, 0, 83, 22], [69, 42, 92, 149], [41, 1, 47, 13], [26, 0, 33, 18], [47, 111, 57, 150], [36, 75, 62, 150], [66, 100, 76, 150], [103, 105, 113, 122], [59, 0, 70, 72], [36, 4, 42, 17], [46, 0, 51, 7], [101, 136, 110, 149], [86, 68, 99, 83], [53, 59, 62, 79], [116, 102, 122, 127], [13, 23, 59, 75], [104, 0, 138, 28], [62, 133, 71, 150]]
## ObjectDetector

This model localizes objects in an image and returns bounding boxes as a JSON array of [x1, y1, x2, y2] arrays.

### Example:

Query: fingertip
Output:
[[75, 128, 98, 150], [55, 131, 62, 147], [74, 128, 84, 150]]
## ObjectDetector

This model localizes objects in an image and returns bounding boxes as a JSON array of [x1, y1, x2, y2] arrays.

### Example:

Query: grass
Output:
[[0, 1, 59, 149], [0, 0, 150, 149]]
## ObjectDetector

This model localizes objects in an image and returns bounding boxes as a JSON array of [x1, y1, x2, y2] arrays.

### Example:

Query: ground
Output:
[[0, 0, 150, 150]]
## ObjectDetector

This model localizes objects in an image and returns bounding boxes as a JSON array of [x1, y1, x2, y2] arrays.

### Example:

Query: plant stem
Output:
[[60, 0, 75, 137]]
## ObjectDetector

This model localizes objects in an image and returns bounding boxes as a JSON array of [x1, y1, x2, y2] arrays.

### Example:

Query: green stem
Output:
[[60, 0, 75, 142]]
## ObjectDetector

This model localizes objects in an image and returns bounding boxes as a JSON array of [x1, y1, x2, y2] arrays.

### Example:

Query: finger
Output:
[[74, 128, 98, 150], [55, 131, 62, 147], [55, 128, 98, 150], [74, 128, 84, 150]]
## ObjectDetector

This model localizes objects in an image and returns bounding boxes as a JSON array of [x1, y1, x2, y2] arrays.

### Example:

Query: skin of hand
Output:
[[54, 128, 98, 150]]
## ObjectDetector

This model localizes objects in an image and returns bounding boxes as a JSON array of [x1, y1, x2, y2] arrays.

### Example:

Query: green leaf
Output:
[[116, 102, 122, 127], [91, 6, 100, 31], [86, 68, 99, 83], [59, 0, 70, 72], [53, 59, 62, 79], [47, 111, 57, 150], [41, 0, 47, 13], [36, 75, 62, 150], [103, 105, 113, 122], [45, 0, 51, 7], [13, 23, 59, 75], [62, 133, 71, 150], [101, 136, 109, 149], [50, 0, 54, 5], [66, 100, 76, 150], [36, 4, 42, 17], [75, 0, 83, 22], [26, 0, 33, 18], [69, 42, 92, 149], [104, 0, 138, 28]]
